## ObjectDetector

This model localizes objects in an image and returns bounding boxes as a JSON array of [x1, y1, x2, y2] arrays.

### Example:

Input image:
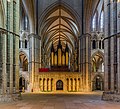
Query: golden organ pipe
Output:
[[51, 52, 54, 66], [62, 53, 65, 66], [54, 53, 57, 66], [58, 48, 62, 66], [66, 52, 68, 66]]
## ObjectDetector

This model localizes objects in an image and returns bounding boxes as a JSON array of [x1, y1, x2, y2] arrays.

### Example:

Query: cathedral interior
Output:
[[0, 0, 120, 106]]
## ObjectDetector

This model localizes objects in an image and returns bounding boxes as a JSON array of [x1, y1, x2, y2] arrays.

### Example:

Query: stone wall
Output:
[[33, 72, 83, 93]]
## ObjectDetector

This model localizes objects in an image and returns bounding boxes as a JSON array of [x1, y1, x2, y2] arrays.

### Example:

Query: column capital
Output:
[[28, 33, 41, 40]]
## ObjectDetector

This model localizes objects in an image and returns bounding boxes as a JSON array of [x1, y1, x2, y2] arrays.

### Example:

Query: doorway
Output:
[[19, 77, 25, 92], [56, 80, 63, 90], [92, 75, 103, 91]]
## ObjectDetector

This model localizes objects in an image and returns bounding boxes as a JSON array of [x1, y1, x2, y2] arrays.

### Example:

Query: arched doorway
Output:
[[56, 80, 63, 90], [92, 75, 103, 91], [19, 77, 26, 92]]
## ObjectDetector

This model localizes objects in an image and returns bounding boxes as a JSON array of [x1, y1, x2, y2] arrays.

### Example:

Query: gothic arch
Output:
[[19, 51, 29, 61], [92, 74, 104, 91], [91, 50, 104, 59], [39, 1, 81, 34], [22, 0, 35, 33], [92, 74, 104, 82], [38, 1, 81, 54], [56, 80, 63, 90], [19, 51, 29, 71], [91, 50, 104, 72]]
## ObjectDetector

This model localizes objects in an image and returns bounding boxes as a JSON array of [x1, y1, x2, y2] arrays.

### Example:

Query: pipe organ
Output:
[[50, 41, 69, 68]]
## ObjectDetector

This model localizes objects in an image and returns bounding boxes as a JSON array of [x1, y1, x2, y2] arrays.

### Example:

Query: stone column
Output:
[[69, 79, 71, 91], [40, 40, 41, 68], [110, 37, 114, 91], [79, 34, 91, 91], [51, 79, 53, 91], [0, 32, 7, 95], [78, 79, 80, 91], [73, 79, 75, 91], [40, 78, 43, 92], [76, 79, 78, 91], [15, 35, 20, 93], [117, 0, 120, 94], [10, 34, 13, 94], [104, 0, 110, 91], [28, 34, 41, 92], [0, 32, 3, 94], [117, 37, 120, 93], [104, 39, 109, 91], [49, 78, 51, 91], [104, 0, 118, 92], [78, 37, 81, 72], [3, 33, 7, 95], [45, 79, 47, 91], [34, 75, 39, 92], [29, 35, 34, 92]]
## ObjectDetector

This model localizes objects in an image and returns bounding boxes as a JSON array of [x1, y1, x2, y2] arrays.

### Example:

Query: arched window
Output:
[[99, 40, 101, 49], [92, 40, 96, 49], [92, 13, 96, 31], [56, 80, 63, 90], [100, 11, 104, 31], [19, 40, 21, 48], [25, 39, 27, 48], [24, 16, 29, 30]]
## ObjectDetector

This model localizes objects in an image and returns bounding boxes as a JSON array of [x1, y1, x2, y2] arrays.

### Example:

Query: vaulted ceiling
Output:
[[39, 5, 80, 52], [21, 0, 100, 53]]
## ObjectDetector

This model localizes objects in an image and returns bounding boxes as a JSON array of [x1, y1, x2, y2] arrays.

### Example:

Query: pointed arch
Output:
[[38, 1, 81, 54]]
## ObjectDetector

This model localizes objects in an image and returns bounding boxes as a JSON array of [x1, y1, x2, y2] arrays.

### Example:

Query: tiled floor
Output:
[[0, 92, 120, 109]]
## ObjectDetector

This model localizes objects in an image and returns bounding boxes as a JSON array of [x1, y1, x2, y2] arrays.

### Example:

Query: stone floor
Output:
[[0, 91, 120, 109]]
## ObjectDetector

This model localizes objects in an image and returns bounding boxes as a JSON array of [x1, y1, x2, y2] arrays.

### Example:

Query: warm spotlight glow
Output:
[[7, 0, 11, 2]]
